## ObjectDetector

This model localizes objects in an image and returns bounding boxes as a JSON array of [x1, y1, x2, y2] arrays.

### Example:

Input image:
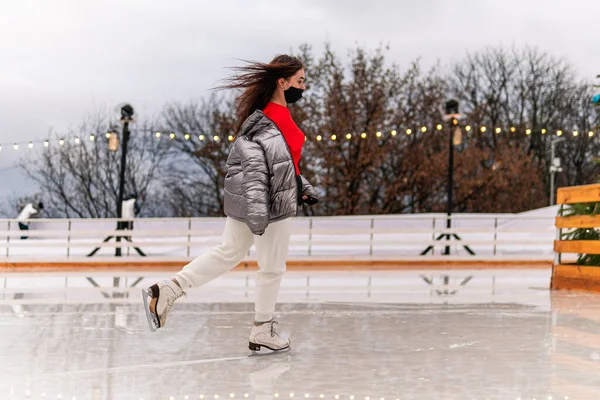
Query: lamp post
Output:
[[443, 100, 460, 255], [115, 104, 134, 256], [550, 137, 565, 206], [420, 100, 475, 256], [88, 104, 145, 257]]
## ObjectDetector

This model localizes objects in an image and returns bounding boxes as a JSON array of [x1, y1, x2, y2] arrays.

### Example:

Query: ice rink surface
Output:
[[1, 269, 599, 400]]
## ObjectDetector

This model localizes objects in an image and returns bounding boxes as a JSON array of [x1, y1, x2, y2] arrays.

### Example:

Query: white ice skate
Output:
[[248, 320, 290, 354], [142, 280, 184, 332]]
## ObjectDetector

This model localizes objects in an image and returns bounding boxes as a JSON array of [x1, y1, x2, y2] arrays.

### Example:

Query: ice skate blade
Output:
[[248, 342, 291, 357], [142, 289, 159, 332]]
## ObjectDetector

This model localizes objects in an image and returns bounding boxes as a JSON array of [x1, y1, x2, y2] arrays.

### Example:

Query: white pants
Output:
[[175, 217, 292, 322]]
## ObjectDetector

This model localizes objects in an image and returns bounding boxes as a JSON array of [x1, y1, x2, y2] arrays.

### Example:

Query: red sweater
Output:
[[262, 102, 304, 175]]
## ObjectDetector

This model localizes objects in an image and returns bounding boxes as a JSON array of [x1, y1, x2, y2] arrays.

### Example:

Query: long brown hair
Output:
[[217, 54, 303, 131]]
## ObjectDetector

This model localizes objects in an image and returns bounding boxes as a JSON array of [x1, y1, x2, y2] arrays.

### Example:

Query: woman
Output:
[[143, 54, 318, 353]]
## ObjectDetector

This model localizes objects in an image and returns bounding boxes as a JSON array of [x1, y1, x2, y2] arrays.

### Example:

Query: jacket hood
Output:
[[238, 110, 273, 138]]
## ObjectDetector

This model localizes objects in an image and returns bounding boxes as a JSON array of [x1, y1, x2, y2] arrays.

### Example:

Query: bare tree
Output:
[[19, 118, 169, 218], [160, 96, 236, 217]]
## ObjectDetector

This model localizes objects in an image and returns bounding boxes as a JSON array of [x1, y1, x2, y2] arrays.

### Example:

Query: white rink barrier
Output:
[[0, 210, 558, 261]]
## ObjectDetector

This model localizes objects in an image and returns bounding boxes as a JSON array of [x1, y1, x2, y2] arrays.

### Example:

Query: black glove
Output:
[[303, 195, 319, 205]]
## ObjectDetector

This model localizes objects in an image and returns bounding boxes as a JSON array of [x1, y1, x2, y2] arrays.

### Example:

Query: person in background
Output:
[[17, 202, 44, 240], [121, 193, 140, 240]]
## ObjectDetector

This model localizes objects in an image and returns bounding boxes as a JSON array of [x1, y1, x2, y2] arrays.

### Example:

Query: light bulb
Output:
[[406, 129, 412, 135], [346, 133, 352, 140], [436, 124, 442, 130], [228, 135, 234, 141], [199, 135, 205, 141], [526, 129, 532, 135], [213, 135, 220, 141], [184, 134, 190, 140], [391, 130, 397, 136], [557, 130, 563, 136], [170, 133, 175, 139], [28, 142, 33, 149], [331, 134, 337, 141], [376, 131, 382, 137], [316, 135, 322, 141], [510, 127, 516, 132], [90, 135, 95, 141], [155, 132, 161, 138], [495, 127, 501, 134], [465, 125, 471, 132], [480, 126, 487, 133], [421, 126, 427, 132], [361, 132, 367, 139], [573, 131, 579, 136]]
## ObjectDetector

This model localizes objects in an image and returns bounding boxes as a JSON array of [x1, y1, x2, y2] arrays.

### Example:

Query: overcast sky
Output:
[[0, 0, 598, 204]]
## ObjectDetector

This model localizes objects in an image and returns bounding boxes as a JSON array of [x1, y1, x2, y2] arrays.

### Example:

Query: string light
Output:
[[1, 124, 597, 157], [436, 124, 443, 130], [452, 119, 458, 125]]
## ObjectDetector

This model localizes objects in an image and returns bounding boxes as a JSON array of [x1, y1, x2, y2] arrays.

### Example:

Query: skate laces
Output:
[[269, 320, 279, 337]]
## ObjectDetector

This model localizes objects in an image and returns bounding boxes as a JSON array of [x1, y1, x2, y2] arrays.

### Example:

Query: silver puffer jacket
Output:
[[224, 110, 316, 235]]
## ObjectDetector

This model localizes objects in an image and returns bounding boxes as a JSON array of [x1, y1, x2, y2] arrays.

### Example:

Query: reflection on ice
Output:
[[1, 269, 599, 399]]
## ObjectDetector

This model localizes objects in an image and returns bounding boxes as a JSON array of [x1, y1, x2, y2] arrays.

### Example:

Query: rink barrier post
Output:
[[308, 218, 313, 256], [369, 218, 374, 256], [187, 218, 192, 258], [431, 218, 436, 256], [5, 221, 9, 258], [493, 217, 498, 256], [67, 220, 72, 258]]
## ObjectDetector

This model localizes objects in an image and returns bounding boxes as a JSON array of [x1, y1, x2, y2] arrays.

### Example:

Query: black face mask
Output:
[[284, 85, 304, 104]]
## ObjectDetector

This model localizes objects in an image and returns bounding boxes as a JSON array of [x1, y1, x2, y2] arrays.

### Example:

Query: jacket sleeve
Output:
[[300, 175, 318, 205], [240, 139, 270, 235]]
